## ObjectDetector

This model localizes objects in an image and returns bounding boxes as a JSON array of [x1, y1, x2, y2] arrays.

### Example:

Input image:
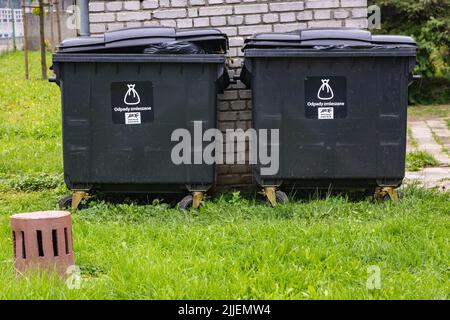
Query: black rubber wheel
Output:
[[59, 195, 73, 209], [366, 187, 377, 197], [179, 195, 193, 210], [275, 191, 289, 204], [381, 193, 391, 202]]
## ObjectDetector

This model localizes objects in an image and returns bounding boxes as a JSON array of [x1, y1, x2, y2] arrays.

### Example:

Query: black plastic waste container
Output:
[[52, 27, 229, 209], [241, 28, 417, 203]]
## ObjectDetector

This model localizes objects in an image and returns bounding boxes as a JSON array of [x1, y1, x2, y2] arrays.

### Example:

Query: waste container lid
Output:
[[371, 35, 416, 45], [57, 26, 229, 53], [243, 28, 416, 49]]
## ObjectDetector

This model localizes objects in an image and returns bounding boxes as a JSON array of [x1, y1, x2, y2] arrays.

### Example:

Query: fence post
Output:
[[38, 0, 47, 80], [8, 0, 16, 51], [22, 4, 29, 80], [55, 0, 62, 44], [49, 1, 54, 51]]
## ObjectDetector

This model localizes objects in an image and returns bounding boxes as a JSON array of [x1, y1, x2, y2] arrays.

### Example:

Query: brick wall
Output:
[[88, 0, 368, 190]]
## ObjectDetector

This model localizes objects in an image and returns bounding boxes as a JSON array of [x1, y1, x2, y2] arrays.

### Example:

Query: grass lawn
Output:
[[406, 151, 439, 172], [408, 104, 450, 122], [0, 51, 449, 300]]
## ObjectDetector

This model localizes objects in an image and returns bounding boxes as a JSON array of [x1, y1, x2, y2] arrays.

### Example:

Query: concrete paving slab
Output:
[[427, 119, 450, 151], [409, 120, 450, 165], [405, 167, 450, 191]]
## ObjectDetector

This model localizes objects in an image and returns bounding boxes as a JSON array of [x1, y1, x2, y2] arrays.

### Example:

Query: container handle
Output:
[[409, 74, 422, 86]]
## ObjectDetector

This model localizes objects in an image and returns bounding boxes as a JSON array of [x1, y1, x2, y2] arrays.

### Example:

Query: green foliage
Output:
[[415, 17, 449, 78], [31, 0, 46, 16], [369, 0, 450, 104], [0, 173, 64, 192], [409, 78, 450, 106], [406, 151, 439, 171]]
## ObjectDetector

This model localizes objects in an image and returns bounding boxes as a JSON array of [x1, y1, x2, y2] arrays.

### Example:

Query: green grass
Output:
[[406, 151, 440, 172], [0, 52, 449, 300], [1, 188, 449, 300], [431, 131, 450, 158], [408, 104, 450, 120], [0, 51, 62, 180], [407, 128, 418, 149]]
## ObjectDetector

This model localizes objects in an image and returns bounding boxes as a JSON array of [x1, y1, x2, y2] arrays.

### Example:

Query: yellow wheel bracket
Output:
[[72, 191, 89, 210], [375, 187, 399, 203], [263, 187, 277, 207], [383, 187, 399, 202], [192, 191, 204, 209]]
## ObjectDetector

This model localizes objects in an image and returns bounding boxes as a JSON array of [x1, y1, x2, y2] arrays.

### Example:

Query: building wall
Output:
[[88, 0, 368, 190]]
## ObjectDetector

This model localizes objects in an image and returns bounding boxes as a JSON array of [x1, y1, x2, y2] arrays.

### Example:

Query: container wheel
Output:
[[179, 195, 193, 210], [375, 187, 402, 203], [59, 195, 73, 209], [275, 191, 289, 204], [380, 193, 391, 202], [380, 190, 404, 202], [59, 192, 89, 210]]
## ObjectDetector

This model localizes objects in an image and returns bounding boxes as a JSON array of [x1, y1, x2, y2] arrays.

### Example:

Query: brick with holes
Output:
[[10, 211, 75, 277]]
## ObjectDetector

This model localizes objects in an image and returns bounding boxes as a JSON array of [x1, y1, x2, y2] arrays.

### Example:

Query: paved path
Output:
[[406, 119, 450, 191]]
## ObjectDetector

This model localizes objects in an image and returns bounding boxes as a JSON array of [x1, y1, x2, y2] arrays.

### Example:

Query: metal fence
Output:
[[0, 8, 23, 38]]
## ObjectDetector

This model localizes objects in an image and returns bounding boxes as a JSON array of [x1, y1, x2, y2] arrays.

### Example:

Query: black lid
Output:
[[177, 28, 227, 41], [105, 26, 176, 43], [57, 26, 228, 53], [243, 28, 416, 50], [176, 28, 229, 52], [58, 36, 104, 51], [300, 28, 371, 42], [371, 35, 416, 45]]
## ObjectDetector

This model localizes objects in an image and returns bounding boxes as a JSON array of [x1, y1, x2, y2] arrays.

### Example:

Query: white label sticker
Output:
[[318, 107, 334, 120], [125, 112, 142, 125]]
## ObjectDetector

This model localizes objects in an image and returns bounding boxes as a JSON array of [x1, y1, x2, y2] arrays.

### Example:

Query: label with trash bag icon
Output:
[[124, 84, 141, 106], [111, 82, 154, 125], [304, 76, 347, 120], [317, 79, 334, 101]]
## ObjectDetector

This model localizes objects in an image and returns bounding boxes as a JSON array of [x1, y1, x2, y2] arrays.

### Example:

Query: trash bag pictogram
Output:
[[124, 84, 141, 106], [317, 79, 334, 101]]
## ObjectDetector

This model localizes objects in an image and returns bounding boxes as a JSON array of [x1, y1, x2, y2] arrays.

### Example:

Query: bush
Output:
[[369, 0, 450, 105], [409, 78, 450, 105]]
